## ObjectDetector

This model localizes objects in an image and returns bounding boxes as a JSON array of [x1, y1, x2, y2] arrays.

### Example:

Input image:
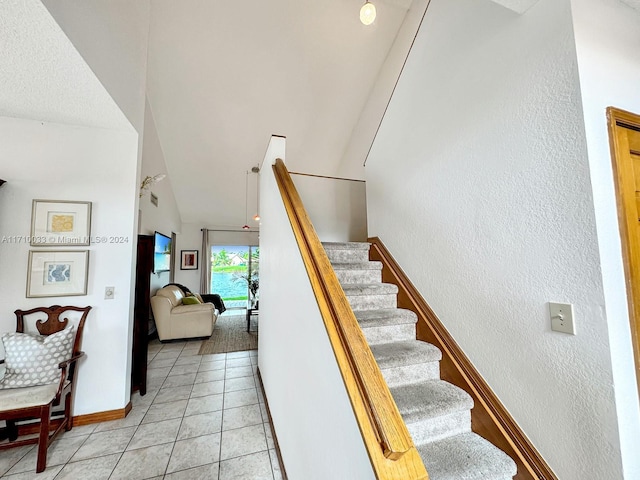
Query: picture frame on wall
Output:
[[30, 200, 92, 246], [180, 250, 198, 270], [27, 250, 89, 297]]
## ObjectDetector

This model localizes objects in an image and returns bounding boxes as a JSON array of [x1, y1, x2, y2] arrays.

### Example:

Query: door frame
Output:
[[607, 106, 640, 397]]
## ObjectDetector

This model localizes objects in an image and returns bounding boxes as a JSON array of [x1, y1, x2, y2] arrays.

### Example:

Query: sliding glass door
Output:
[[210, 245, 259, 309]]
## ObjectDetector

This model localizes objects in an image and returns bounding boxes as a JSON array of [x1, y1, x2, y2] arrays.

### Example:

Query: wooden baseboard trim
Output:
[[72, 402, 132, 427], [256, 367, 288, 480], [368, 237, 557, 480], [10, 402, 132, 437]]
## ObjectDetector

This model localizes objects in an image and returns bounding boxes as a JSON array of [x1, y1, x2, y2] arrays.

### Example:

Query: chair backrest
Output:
[[13, 305, 91, 357], [154, 285, 185, 308]]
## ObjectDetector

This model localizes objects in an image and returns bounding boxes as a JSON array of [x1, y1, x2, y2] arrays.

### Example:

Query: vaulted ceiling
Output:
[[145, 0, 415, 225]]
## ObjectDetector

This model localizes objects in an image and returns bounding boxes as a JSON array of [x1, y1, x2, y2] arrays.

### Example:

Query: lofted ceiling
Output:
[[145, 0, 414, 226]]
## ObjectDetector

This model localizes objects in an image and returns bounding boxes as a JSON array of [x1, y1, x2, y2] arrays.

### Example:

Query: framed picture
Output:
[[30, 200, 92, 246], [180, 250, 198, 270], [27, 250, 89, 297]]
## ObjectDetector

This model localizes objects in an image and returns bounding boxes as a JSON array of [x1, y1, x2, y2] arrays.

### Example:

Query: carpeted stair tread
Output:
[[331, 261, 382, 270], [342, 283, 398, 296], [371, 341, 442, 368], [354, 308, 417, 327], [418, 432, 517, 480], [391, 380, 473, 424], [322, 241, 370, 250]]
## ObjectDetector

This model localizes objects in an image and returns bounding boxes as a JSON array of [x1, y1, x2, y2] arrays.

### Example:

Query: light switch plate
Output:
[[549, 302, 575, 335], [105, 286, 115, 300]]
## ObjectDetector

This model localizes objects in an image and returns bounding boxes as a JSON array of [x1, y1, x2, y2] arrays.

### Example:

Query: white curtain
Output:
[[200, 228, 209, 293]]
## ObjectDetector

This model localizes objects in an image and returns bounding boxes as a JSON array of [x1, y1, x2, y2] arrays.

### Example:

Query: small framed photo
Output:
[[30, 200, 92, 246], [180, 250, 198, 270], [27, 250, 89, 297]]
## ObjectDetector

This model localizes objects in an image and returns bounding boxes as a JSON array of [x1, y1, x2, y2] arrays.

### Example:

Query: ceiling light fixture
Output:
[[242, 170, 250, 230], [360, 1, 376, 25], [139, 173, 166, 197]]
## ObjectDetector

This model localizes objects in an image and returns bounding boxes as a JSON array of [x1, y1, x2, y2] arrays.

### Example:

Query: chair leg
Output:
[[6, 420, 18, 442], [64, 392, 73, 431], [36, 404, 51, 473]]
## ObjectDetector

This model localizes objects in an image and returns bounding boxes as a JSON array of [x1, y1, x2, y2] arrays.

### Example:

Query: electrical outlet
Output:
[[105, 286, 115, 300], [549, 302, 575, 335]]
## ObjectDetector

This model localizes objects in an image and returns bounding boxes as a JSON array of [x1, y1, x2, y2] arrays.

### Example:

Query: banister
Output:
[[272, 159, 428, 479]]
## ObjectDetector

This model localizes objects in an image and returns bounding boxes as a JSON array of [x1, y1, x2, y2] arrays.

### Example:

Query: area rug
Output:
[[198, 314, 258, 354]]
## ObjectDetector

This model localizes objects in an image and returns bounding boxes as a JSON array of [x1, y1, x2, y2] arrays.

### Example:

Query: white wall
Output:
[[258, 139, 375, 480], [173, 223, 203, 292], [139, 99, 182, 293], [570, 0, 640, 477], [42, 0, 151, 133], [365, 0, 624, 478], [291, 173, 368, 242], [0, 117, 139, 415]]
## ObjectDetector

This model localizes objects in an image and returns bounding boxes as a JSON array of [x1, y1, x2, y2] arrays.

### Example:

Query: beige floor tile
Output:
[[225, 366, 254, 379], [220, 424, 267, 461], [147, 366, 171, 379], [174, 356, 202, 366], [59, 423, 98, 438], [8, 434, 88, 474], [224, 376, 256, 393], [260, 403, 269, 422], [198, 360, 226, 372], [219, 450, 273, 480], [191, 380, 224, 398], [185, 393, 224, 416], [164, 462, 219, 480], [54, 453, 120, 480], [2, 464, 63, 480], [110, 442, 173, 480], [166, 433, 221, 473], [148, 357, 177, 369], [222, 404, 262, 431], [195, 369, 225, 383], [226, 351, 250, 359], [226, 357, 252, 368], [153, 386, 192, 404], [162, 373, 197, 389], [127, 418, 181, 450], [177, 411, 223, 440], [223, 388, 259, 409], [169, 363, 200, 376], [152, 351, 180, 362], [200, 353, 226, 362], [0, 445, 33, 477], [71, 427, 136, 462], [264, 424, 275, 450], [269, 449, 284, 480], [142, 399, 188, 424]]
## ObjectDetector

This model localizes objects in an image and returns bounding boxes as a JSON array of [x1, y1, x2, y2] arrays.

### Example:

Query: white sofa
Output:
[[150, 285, 218, 341]]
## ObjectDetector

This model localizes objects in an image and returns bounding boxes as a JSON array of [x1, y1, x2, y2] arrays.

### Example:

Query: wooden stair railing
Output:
[[369, 236, 558, 480], [273, 159, 428, 480]]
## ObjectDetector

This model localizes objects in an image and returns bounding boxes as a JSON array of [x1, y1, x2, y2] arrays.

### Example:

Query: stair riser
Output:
[[325, 249, 369, 263], [335, 269, 381, 285], [346, 294, 396, 311], [381, 362, 441, 387], [361, 324, 416, 345], [407, 410, 471, 445]]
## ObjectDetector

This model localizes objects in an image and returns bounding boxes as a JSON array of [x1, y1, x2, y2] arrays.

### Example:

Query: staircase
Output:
[[323, 241, 517, 480]]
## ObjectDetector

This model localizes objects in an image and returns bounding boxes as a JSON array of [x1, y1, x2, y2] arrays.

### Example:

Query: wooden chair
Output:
[[0, 305, 90, 473]]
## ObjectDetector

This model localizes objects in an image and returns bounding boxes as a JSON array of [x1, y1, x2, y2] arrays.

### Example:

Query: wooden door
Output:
[[608, 107, 640, 396]]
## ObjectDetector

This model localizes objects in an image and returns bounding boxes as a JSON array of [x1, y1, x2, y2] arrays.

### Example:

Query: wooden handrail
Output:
[[369, 236, 558, 480], [273, 159, 428, 480]]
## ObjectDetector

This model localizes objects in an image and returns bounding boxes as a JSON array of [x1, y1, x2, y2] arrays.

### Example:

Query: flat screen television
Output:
[[154, 231, 172, 273]]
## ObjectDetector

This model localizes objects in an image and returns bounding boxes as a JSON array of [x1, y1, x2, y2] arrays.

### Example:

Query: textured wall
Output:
[[365, 0, 623, 478], [570, 0, 640, 477], [258, 139, 375, 480]]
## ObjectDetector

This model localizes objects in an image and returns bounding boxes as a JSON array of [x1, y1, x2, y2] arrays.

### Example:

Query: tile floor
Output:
[[0, 338, 283, 480]]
